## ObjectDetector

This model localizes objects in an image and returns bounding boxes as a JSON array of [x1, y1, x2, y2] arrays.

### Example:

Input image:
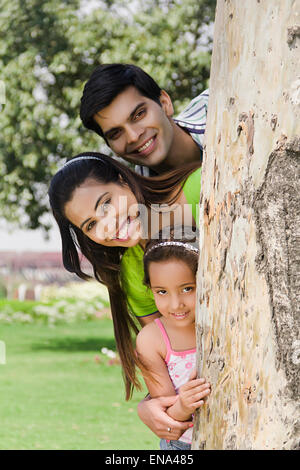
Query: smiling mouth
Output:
[[133, 136, 156, 156], [114, 215, 138, 241], [171, 311, 189, 319]]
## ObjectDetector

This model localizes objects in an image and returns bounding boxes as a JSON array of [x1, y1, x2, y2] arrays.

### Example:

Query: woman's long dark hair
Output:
[[48, 152, 200, 399]]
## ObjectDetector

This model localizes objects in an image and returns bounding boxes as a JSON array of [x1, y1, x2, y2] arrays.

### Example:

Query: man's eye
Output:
[[134, 108, 146, 120], [107, 130, 121, 140]]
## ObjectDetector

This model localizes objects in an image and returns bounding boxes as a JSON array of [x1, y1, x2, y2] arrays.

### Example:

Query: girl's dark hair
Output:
[[143, 226, 199, 287], [48, 152, 200, 399], [80, 64, 162, 138]]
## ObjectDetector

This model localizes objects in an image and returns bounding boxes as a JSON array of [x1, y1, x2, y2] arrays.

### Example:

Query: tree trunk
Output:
[[193, 0, 299, 450]]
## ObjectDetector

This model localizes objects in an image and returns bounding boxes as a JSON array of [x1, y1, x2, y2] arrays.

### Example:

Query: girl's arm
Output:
[[136, 322, 192, 439], [166, 369, 211, 421], [136, 325, 211, 423], [136, 322, 177, 398]]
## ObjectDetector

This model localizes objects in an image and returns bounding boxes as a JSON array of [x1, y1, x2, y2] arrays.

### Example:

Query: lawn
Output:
[[0, 317, 158, 450]]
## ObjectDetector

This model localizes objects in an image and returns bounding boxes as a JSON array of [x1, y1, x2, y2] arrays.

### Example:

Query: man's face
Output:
[[93, 86, 175, 168]]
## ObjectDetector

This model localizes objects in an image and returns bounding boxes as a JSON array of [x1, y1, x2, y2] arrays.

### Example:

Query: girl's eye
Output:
[[157, 290, 167, 295], [183, 286, 194, 293]]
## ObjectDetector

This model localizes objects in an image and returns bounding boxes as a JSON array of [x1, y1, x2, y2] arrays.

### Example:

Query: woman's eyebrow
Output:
[[79, 192, 109, 229]]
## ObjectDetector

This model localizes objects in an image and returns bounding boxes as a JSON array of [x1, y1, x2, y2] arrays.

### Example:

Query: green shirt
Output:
[[120, 167, 201, 318]]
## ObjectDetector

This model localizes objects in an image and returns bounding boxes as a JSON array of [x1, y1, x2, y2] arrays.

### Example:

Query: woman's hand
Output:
[[137, 395, 192, 440]]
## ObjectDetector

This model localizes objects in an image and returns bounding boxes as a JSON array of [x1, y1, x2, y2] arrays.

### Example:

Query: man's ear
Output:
[[159, 90, 174, 117]]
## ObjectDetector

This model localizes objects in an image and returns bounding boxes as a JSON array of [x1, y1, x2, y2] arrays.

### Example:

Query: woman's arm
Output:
[[137, 395, 192, 441]]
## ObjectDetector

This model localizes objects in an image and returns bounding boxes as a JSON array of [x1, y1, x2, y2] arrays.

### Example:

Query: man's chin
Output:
[[121, 151, 165, 169]]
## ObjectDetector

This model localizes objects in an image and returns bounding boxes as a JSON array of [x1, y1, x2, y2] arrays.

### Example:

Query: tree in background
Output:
[[0, 0, 215, 230], [194, 0, 299, 449]]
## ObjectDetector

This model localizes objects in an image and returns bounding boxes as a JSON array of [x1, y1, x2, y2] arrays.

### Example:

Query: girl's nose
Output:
[[170, 294, 184, 310]]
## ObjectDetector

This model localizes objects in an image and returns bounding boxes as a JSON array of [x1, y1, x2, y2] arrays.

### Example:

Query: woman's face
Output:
[[64, 177, 142, 247]]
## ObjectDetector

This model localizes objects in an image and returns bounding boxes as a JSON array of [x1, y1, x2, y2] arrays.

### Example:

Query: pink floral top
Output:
[[155, 318, 196, 444]]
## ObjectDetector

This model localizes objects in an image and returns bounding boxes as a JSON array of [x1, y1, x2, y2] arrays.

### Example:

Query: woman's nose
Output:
[[96, 206, 117, 240]]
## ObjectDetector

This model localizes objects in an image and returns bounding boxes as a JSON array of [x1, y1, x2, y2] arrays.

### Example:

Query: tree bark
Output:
[[193, 0, 300, 450]]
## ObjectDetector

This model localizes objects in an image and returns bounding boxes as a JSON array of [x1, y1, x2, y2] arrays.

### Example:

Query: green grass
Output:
[[0, 318, 158, 450]]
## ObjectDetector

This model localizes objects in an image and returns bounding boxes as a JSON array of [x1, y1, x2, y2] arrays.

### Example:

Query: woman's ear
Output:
[[159, 90, 174, 117], [118, 174, 128, 186]]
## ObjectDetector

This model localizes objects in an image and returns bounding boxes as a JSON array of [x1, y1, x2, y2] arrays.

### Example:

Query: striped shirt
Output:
[[135, 89, 209, 176]]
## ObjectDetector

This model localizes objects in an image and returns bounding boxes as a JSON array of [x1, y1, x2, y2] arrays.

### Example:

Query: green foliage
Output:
[[0, 281, 7, 298], [0, 0, 215, 230], [0, 298, 105, 324], [0, 280, 110, 324]]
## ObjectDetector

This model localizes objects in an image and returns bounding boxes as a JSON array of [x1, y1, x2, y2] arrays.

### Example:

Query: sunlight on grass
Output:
[[0, 318, 157, 450]]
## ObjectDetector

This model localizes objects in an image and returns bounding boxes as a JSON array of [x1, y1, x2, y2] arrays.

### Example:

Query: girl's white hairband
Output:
[[144, 241, 199, 257]]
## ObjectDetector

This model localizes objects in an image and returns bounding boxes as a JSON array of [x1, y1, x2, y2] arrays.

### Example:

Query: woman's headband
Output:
[[144, 241, 199, 258], [62, 155, 103, 170]]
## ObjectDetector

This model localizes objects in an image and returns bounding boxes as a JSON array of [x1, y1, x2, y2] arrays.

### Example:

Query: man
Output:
[[80, 63, 208, 176]]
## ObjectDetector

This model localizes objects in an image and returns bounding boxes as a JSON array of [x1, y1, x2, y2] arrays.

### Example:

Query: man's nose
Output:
[[126, 125, 143, 145]]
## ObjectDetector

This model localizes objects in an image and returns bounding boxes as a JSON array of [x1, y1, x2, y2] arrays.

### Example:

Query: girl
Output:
[[136, 232, 210, 450], [48, 152, 201, 437]]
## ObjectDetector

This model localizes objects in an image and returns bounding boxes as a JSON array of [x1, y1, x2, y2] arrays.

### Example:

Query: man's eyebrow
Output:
[[103, 102, 147, 138], [129, 102, 146, 119], [79, 192, 109, 229]]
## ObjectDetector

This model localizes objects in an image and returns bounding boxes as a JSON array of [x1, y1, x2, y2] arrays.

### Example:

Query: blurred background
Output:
[[0, 0, 215, 449]]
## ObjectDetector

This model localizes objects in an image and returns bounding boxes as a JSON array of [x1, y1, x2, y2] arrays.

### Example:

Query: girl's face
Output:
[[148, 258, 196, 326], [64, 177, 142, 247]]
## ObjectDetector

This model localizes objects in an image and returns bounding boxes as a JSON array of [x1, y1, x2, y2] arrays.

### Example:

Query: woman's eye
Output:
[[86, 220, 96, 232], [102, 199, 111, 210], [98, 199, 111, 216]]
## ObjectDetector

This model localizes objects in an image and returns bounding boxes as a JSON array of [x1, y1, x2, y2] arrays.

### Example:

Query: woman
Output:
[[48, 151, 201, 439]]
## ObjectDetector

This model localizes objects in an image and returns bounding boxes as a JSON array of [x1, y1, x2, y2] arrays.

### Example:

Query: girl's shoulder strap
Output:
[[154, 318, 172, 362]]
